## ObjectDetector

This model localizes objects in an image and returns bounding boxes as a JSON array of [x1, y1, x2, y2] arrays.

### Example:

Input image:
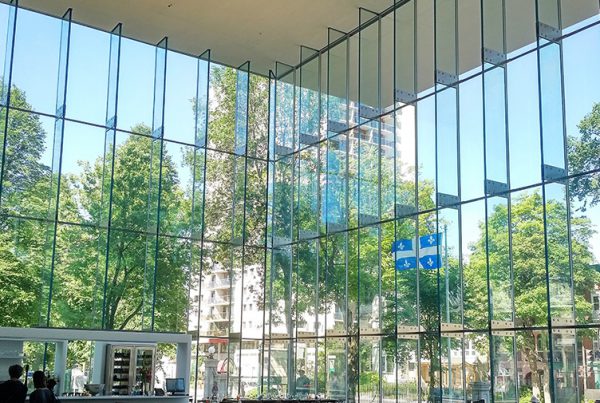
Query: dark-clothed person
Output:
[[29, 371, 57, 403], [0, 364, 27, 403]]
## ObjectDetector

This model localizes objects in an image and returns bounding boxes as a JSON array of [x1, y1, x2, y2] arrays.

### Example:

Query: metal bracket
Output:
[[436, 70, 458, 87], [436, 192, 460, 209], [359, 104, 380, 120], [275, 144, 293, 156], [298, 230, 318, 240], [441, 323, 462, 338], [538, 22, 561, 42], [397, 325, 422, 340], [328, 119, 348, 134], [326, 222, 345, 233], [395, 203, 417, 218], [483, 47, 506, 66], [152, 126, 163, 139], [491, 320, 515, 337], [106, 115, 116, 129], [272, 236, 291, 247], [56, 104, 65, 118], [485, 179, 509, 197], [395, 89, 417, 104], [543, 164, 567, 182], [299, 133, 319, 145], [359, 213, 378, 225]]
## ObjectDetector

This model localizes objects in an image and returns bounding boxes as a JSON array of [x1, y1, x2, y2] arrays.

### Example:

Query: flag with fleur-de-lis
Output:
[[391, 239, 417, 270], [392, 233, 442, 271]]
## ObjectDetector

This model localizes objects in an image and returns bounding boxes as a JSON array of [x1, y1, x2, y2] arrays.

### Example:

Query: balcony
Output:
[[206, 295, 230, 305], [206, 278, 231, 290], [206, 310, 229, 322]]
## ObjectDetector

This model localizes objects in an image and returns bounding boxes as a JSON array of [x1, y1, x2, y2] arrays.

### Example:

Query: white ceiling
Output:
[[4, 0, 598, 82], [9, 0, 394, 75]]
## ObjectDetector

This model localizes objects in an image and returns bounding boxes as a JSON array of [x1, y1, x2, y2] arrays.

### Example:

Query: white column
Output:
[[54, 340, 68, 395], [176, 341, 191, 394]]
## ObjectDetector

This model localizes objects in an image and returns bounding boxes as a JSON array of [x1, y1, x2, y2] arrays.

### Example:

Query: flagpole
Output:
[[444, 224, 451, 394]]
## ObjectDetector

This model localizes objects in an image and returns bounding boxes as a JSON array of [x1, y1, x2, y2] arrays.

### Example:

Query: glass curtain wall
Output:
[[2, 0, 600, 402], [268, 0, 600, 402], [0, 1, 270, 400]]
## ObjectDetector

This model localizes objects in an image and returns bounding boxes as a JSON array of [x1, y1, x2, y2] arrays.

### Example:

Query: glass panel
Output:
[[274, 63, 295, 153], [511, 188, 548, 328], [458, 0, 481, 79], [299, 46, 320, 142], [416, 0, 434, 95], [0, 2, 16, 106], [380, 12, 394, 112], [358, 8, 380, 124], [117, 38, 154, 132], [461, 200, 488, 330], [247, 74, 269, 159], [539, 42, 566, 173], [204, 150, 233, 242], [1, 110, 55, 218], [486, 196, 514, 323], [153, 234, 189, 332], [569, 173, 600, 328], [297, 145, 319, 238], [50, 223, 102, 328], [164, 50, 197, 143], [0, 217, 49, 328], [380, 116, 395, 220], [395, 104, 417, 217], [459, 76, 484, 201], [394, 0, 415, 107], [505, 0, 536, 58], [58, 121, 106, 224], [324, 133, 347, 232], [358, 226, 379, 334], [416, 96, 436, 211], [358, 120, 380, 225], [507, 53, 541, 189], [327, 29, 349, 135], [245, 159, 267, 246], [234, 62, 249, 156], [395, 216, 418, 328], [435, 86, 458, 200], [564, 24, 600, 179], [66, 23, 110, 125], [103, 228, 148, 330], [11, 9, 62, 115]]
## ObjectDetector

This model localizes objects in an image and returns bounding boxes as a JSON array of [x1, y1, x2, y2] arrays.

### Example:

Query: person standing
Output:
[[0, 364, 28, 403], [295, 370, 310, 397], [29, 371, 57, 403]]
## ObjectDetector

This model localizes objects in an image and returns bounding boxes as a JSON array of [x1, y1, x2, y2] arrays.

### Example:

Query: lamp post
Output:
[[444, 224, 451, 394]]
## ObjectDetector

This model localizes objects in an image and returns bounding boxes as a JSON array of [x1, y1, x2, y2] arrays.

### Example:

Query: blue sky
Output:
[[1, 5, 599, 262]]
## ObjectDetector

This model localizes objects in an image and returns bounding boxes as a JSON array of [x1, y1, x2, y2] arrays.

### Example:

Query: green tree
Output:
[[464, 192, 599, 400], [568, 102, 600, 210], [75, 125, 188, 331], [0, 86, 53, 327]]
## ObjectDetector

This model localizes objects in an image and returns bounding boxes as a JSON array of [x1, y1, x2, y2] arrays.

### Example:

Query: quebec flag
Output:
[[418, 233, 442, 270], [392, 232, 442, 271], [392, 239, 417, 271]]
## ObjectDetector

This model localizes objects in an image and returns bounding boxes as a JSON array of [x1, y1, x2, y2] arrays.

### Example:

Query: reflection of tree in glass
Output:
[[464, 193, 599, 400], [569, 102, 600, 210]]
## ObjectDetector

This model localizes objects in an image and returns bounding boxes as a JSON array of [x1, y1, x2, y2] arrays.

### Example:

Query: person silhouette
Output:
[[29, 371, 57, 403], [0, 364, 28, 403]]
